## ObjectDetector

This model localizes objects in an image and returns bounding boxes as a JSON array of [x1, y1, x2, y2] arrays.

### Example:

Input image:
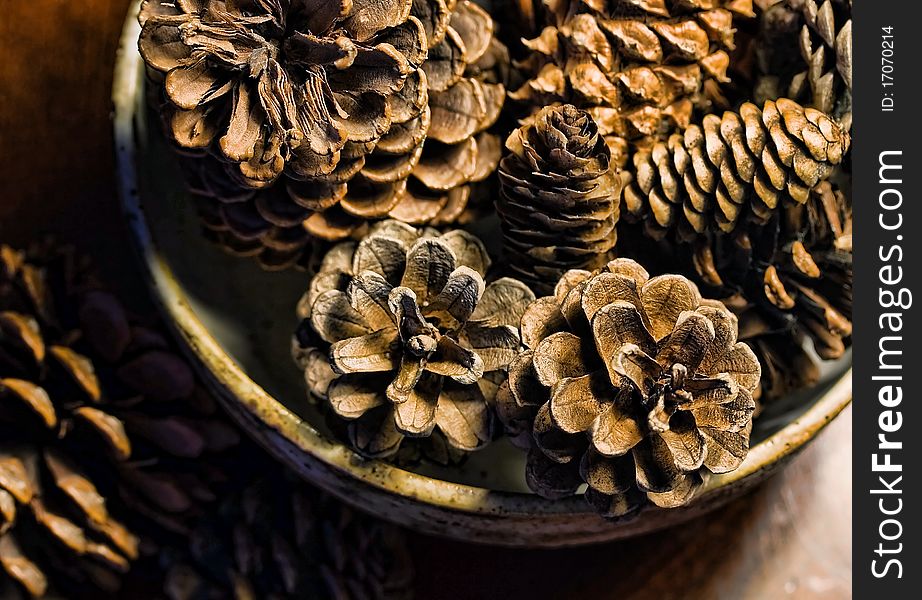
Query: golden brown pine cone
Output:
[[621, 98, 849, 239], [140, 1, 508, 268], [0, 243, 241, 598], [497, 105, 622, 294], [495, 258, 760, 517], [1, 245, 138, 598], [153, 465, 413, 600], [691, 178, 851, 400], [511, 0, 755, 164], [755, 0, 852, 128], [139, 0, 426, 184], [293, 220, 534, 459]]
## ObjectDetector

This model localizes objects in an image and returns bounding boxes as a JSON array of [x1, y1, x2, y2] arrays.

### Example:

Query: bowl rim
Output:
[[112, 1, 853, 520]]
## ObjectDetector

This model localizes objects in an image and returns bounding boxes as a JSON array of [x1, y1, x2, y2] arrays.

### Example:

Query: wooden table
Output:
[[0, 3, 852, 598]]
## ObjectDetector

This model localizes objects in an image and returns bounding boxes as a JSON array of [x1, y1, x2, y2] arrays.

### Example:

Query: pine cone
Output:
[[510, 0, 755, 163], [156, 466, 413, 600], [756, 0, 852, 128], [139, 0, 424, 183], [621, 98, 850, 239], [495, 258, 760, 517], [293, 220, 534, 459], [691, 178, 851, 400], [140, 0, 508, 268], [1, 245, 139, 597], [186, 160, 331, 271], [0, 243, 243, 598], [497, 105, 622, 294]]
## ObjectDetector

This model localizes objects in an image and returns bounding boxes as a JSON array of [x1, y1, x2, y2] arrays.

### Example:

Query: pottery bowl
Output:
[[112, 4, 851, 547]]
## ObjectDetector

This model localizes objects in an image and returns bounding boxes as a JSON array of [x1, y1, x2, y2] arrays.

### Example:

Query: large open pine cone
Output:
[[756, 0, 852, 128], [293, 221, 534, 458], [495, 258, 760, 517], [140, 0, 508, 269], [498, 105, 622, 295], [621, 97, 850, 239], [154, 464, 413, 600], [511, 0, 755, 164], [692, 178, 851, 400], [0, 244, 241, 598]]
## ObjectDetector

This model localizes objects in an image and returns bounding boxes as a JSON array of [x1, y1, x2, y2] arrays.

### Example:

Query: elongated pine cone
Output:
[[498, 105, 621, 294], [140, 0, 507, 269], [511, 0, 756, 163], [153, 465, 413, 600], [756, 0, 852, 128], [0, 244, 242, 598], [692, 178, 851, 399], [622, 97, 850, 239], [293, 221, 534, 458], [0, 246, 138, 598], [495, 258, 760, 517]]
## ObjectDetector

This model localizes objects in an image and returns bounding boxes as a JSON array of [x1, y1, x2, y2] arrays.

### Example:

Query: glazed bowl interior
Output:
[[126, 75, 850, 491], [114, 2, 851, 545]]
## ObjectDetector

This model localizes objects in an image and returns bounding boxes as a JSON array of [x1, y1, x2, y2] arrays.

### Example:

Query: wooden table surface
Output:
[[0, 2, 852, 598]]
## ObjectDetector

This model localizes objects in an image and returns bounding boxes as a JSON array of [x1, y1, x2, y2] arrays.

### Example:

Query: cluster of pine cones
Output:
[[0, 243, 413, 599], [133, 0, 852, 522], [2, 1, 852, 595]]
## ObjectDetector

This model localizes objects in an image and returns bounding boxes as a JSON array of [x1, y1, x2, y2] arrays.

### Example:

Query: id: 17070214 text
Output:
[[881, 26, 894, 112]]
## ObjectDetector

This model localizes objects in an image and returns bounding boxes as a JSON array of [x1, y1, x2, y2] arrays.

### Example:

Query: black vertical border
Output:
[[853, 1, 917, 596]]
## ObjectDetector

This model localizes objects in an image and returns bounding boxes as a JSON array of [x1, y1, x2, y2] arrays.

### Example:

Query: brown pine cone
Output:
[[140, 0, 508, 269], [156, 465, 413, 600], [510, 0, 755, 164], [621, 98, 850, 239], [755, 0, 852, 128], [497, 105, 622, 294], [691, 178, 851, 400], [495, 258, 760, 517], [1, 245, 139, 598], [139, 0, 426, 184], [293, 220, 534, 459], [0, 243, 242, 598]]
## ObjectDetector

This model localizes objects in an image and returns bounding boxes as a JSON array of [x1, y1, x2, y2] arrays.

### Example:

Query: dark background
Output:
[[850, 1, 914, 597], [0, 2, 852, 598]]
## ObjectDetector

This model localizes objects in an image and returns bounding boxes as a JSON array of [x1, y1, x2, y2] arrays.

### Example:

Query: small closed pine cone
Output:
[[511, 0, 755, 164], [497, 105, 622, 294], [755, 0, 852, 128], [153, 465, 413, 600], [621, 97, 850, 239], [692, 178, 851, 400], [140, 0, 508, 269], [293, 220, 535, 459], [495, 258, 760, 517]]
